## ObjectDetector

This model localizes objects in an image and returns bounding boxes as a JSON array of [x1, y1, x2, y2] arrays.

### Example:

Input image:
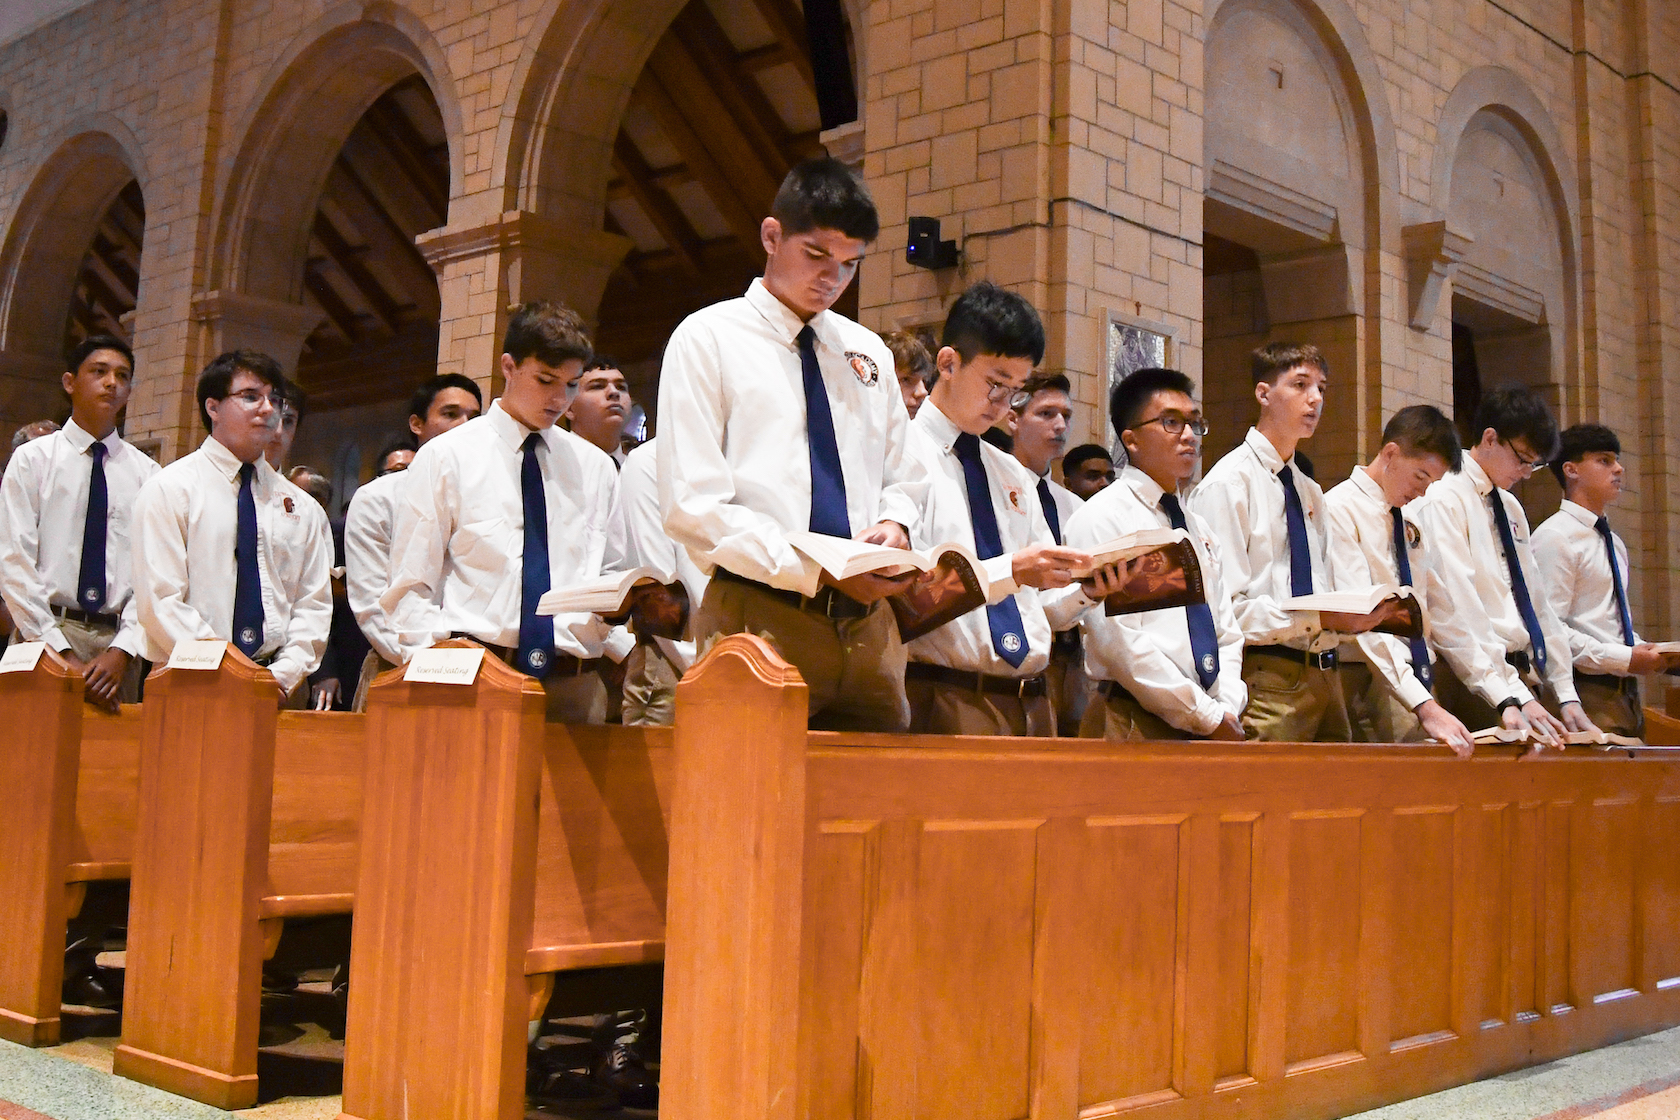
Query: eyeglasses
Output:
[[981, 375, 1027, 405], [224, 389, 277, 409], [1502, 439, 1545, 474], [1136, 412, 1208, 438]]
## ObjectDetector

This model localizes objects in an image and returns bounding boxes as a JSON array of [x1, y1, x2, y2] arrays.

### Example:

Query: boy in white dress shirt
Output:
[[1412, 386, 1597, 745], [1323, 406, 1475, 754], [658, 157, 926, 730], [1071, 368, 1247, 740], [903, 284, 1113, 736], [0, 335, 158, 708], [1188, 342, 1350, 741], [1007, 372, 1088, 734], [342, 373, 481, 707], [384, 303, 629, 724], [1531, 425, 1678, 737], [131, 350, 332, 705]]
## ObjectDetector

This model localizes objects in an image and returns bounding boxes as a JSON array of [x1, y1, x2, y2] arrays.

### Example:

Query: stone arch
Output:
[[1200, 0, 1398, 475], [1430, 67, 1579, 440], [209, 1, 462, 310], [0, 121, 149, 428]]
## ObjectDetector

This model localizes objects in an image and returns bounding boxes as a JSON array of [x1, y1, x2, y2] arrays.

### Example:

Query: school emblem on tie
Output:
[[844, 351, 879, 386], [1201, 653, 1217, 676], [240, 627, 259, 647], [526, 647, 548, 672], [84, 587, 100, 604], [1001, 632, 1022, 654]]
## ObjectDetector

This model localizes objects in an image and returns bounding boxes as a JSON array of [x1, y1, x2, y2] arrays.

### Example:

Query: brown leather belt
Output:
[[1248, 644, 1337, 670], [712, 566, 870, 621], [450, 634, 600, 676], [52, 604, 120, 628], [906, 661, 1048, 698]]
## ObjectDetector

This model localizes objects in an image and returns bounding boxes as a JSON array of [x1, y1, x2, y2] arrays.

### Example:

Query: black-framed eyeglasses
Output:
[[1136, 412, 1208, 438], [224, 389, 277, 409], [1501, 438, 1545, 474]]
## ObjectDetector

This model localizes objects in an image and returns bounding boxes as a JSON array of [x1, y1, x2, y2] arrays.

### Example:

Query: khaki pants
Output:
[[1046, 635, 1090, 736], [695, 577, 909, 731], [1575, 672, 1643, 738], [1339, 661, 1426, 744], [58, 615, 143, 704], [622, 642, 683, 727], [906, 675, 1054, 737], [1241, 649, 1351, 742], [1080, 684, 1193, 741], [1435, 656, 1561, 731], [351, 651, 398, 713], [541, 668, 608, 725]]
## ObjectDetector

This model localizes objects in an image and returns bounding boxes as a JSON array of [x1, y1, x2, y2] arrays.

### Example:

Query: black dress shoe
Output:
[[62, 968, 120, 1010], [594, 1042, 657, 1110]]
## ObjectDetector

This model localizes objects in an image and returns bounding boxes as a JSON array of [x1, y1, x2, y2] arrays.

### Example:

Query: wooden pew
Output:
[[0, 651, 141, 1046], [111, 651, 364, 1110], [339, 640, 671, 1120]]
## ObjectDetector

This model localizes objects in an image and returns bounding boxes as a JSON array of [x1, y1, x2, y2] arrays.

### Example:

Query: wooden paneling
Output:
[[1389, 806, 1455, 1048], [1284, 811, 1364, 1069], [1643, 798, 1680, 989], [1574, 798, 1639, 1004]]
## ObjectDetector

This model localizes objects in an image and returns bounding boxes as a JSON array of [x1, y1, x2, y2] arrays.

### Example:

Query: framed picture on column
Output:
[[1103, 309, 1178, 455]]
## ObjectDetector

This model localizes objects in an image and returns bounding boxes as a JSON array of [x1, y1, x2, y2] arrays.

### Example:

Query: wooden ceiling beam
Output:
[[90, 231, 140, 293], [746, 0, 816, 96], [323, 161, 441, 316], [311, 212, 406, 333], [358, 97, 449, 221], [302, 264, 366, 343], [644, 38, 784, 215], [613, 136, 706, 277], [629, 76, 765, 250], [673, 3, 795, 158]]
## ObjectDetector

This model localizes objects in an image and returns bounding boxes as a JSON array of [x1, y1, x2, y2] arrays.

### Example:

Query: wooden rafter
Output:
[[745, 0, 816, 96], [323, 161, 439, 313], [302, 264, 365, 343], [645, 39, 784, 215], [628, 75, 765, 248], [613, 136, 706, 277], [674, 3, 795, 163], [309, 213, 404, 334], [360, 90, 449, 220]]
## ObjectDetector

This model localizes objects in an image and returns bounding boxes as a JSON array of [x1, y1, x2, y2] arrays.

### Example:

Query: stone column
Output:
[[189, 291, 323, 377], [418, 212, 632, 398]]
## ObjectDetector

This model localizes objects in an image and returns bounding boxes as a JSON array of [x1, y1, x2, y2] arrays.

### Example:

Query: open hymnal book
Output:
[[536, 567, 667, 617], [1470, 726, 1644, 749], [1284, 584, 1423, 639]]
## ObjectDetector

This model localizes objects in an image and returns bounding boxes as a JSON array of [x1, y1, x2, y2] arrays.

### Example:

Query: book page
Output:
[[786, 531, 929, 580]]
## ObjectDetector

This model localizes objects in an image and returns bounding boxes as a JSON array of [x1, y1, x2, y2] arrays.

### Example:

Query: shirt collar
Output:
[[746, 276, 824, 349], [1462, 452, 1495, 497], [1349, 464, 1389, 508], [1557, 499, 1600, 528], [1121, 463, 1167, 507], [1243, 426, 1290, 474], [486, 398, 553, 453], [916, 398, 965, 453], [201, 435, 268, 485]]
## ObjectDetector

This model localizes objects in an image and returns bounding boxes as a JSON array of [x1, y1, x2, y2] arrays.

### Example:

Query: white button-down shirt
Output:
[[1187, 427, 1335, 650], [1062, 465, 1246, 734], [1324, 466, 1434, 712], [1412, 454, 1577, 707], [1531, 500, 1638, 676], [608, 438, 707, 670], [131, 436, 332, 694], [342, 469, 405, 664], [656, 278, 926, 598], [903, 401, 1091, 678], [383, 400, 625, 662], [0, 419, 158, 657]]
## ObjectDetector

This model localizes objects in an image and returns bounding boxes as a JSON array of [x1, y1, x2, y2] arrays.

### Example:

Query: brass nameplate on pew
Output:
[[404, 647, 485, 685], [166, 640, 228, 670], [0, 641, 45, 673]]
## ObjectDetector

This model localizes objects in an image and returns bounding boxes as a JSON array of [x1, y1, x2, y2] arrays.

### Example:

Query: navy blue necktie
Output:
[[1595, 516, 1635, 645], [518, 433, 553, 678], [232, 462, 265, 658], [76, 441, 108, 613], [1161, 493, 1220, 688], [954, 433, 1027, 669], [1278, 464, 1314, 596], [1489, 488, 1548, 676], [1389, 507, 1433, 687], [798, 325, 850, 538], [1036, 478, 1062, 545]]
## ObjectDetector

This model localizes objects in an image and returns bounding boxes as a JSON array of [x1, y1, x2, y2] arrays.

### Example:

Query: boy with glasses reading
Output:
[[1411, 385, 1596, 745]]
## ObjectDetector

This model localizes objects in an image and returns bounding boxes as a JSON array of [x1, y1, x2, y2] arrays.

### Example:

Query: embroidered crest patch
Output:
[[845, 351, 880, 386], [1404, 520, 1422, 549], [283, 496, 295, 514]]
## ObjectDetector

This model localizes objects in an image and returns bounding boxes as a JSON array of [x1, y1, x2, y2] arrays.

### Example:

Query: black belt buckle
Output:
[[810, 586, 869, 621], [1311, 649, 1337, 671]]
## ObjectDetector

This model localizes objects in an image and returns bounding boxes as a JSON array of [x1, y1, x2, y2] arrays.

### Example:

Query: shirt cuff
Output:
[[1397, 674, 1433, 713], [41, 625, 71, 654], [603, 626, 636, 664]]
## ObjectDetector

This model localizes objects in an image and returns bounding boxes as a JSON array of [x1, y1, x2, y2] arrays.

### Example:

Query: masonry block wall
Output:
[[0, 0, 1675, 636]]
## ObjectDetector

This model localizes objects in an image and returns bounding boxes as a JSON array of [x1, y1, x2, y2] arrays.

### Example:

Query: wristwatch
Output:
[[1497, 696, 1522, 713]]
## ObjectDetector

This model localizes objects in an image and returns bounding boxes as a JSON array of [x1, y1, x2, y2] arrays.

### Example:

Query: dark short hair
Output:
[[374, 435, 419, 476], [1014, 372, 1071, 408], [1252, 341, 1328, 385], [67, 334, 133, 375], [1472, 383, 1560, 462], [502, 302, 593, 368], [1109, 367, 1196, 435], [274, 378, 307, 423], [582, 355, 620, 374], [1549, 423, 1620, 488], [196, 349, 285, 431], [1063, 443, 1112, 473], [883, 330, 933, 378], [770, 157, 879, 242], [941, 281, 1045, 365], [407, 373, 483, 425], [1381, 404, 1462, 472]]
